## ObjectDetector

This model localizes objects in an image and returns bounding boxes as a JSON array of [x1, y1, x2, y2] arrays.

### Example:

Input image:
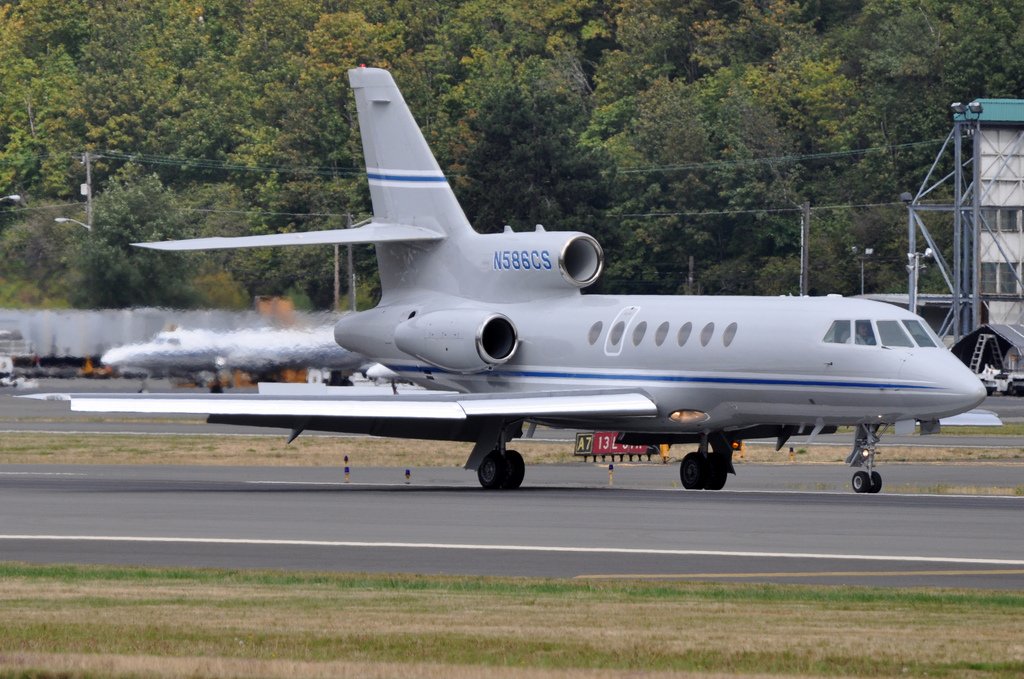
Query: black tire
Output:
[[703, 455, 729, 490], [852, 470, 871, 493], [680, 452, 705, 490], [868, 471, 882, 494], [477, 450, 508, 489], [501, 450, 525, 489]]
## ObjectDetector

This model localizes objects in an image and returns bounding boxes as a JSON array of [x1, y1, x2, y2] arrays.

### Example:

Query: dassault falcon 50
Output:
[[32, 67, 988, 493]]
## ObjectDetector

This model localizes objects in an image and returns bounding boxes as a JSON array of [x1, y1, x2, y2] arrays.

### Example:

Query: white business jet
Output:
[[32, 67, 987, 493], [101, 326, 369, 389]]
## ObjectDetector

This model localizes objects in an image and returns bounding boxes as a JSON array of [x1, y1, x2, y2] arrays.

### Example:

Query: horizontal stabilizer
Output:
[[134, 222, 445, 251], [23, 389, 658, 421]]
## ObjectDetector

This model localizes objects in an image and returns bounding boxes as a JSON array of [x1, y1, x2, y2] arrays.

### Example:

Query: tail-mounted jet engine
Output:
[[465, 230, 604, 294], [393, 309, 518, 373]]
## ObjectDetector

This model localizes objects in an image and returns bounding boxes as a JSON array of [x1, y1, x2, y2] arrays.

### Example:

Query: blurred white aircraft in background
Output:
[[102, 326, 368, 389]]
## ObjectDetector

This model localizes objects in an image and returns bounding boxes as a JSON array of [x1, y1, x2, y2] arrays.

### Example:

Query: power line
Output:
[[614, 201, 906, 219], [97, 150, 365, 178], [616, 139, 945, 174], [188, 208, 348, 218]]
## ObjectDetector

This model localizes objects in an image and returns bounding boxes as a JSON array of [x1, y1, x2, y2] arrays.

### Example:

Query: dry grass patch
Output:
[[0, 432, 574, 467], [4, 432, 1024, 469], [0, 564, 1023, 678]]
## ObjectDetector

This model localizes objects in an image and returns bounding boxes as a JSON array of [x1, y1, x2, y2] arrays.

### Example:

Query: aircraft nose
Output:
[[943, 354, 987, 411]]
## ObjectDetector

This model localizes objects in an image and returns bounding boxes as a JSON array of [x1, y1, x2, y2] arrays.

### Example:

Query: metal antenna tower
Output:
[[905, 100, 1024, 340]]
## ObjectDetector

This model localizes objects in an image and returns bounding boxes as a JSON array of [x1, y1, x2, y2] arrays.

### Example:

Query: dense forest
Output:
[[1, 0, 1023, 310]]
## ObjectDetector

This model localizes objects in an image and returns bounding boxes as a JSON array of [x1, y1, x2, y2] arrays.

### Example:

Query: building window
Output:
[[998, 209, 1020, 232], [999, 262, 1019, 294], [981, 262, 998, 294]]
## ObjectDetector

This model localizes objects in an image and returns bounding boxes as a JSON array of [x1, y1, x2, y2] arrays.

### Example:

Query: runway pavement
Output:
[[2, 379, 1024, 588], [1, 463, 1023, 589]]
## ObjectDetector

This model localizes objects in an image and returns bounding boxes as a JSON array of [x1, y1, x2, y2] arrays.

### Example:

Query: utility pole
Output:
[[82, 152, 93, 229], [800, 201, 810, 296], [333, 244, 340, 311], [347, 212, 357, 312], [687, 256, 694, 295]]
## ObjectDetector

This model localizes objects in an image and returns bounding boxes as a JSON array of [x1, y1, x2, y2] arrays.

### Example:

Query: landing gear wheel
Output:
[[852, 470, 871, 493], [703, 456, 729, 490], [868, 471, 882, 494], [680, 452, 706, 490], [501, 450, 525, 489], [477, 450, 508, 489]]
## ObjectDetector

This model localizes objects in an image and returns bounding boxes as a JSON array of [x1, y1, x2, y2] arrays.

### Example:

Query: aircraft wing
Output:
[[135, 221, 444, 251], [26, 389, 658, 422]]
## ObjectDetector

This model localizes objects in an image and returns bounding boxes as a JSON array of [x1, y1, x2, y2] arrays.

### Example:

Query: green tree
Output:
[[70, 170, 198, 308]]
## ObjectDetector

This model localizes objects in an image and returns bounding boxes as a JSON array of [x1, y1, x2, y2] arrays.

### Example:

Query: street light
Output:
[[852, 247, 874, 295], [907, 248, 934, 315], [54, 217, 91, 231]]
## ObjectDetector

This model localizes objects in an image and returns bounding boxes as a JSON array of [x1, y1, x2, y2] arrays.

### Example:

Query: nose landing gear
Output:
[[847, 423, 883, 493]]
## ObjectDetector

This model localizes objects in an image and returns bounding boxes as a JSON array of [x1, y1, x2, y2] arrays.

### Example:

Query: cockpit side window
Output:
[[823, 320, 851, 344], [854, 320, 876, 345], [877, 320, 914, 347], [902, 320, 938, 347]]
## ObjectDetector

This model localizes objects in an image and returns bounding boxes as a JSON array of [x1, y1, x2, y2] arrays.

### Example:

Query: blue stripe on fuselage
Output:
[[387, 364, 938, 391]]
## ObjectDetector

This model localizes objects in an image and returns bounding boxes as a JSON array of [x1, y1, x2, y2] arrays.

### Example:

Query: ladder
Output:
[[969, 333, 1003, 373]]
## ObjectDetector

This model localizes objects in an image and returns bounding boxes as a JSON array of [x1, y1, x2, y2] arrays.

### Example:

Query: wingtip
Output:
[[16, 393, 71, 401]]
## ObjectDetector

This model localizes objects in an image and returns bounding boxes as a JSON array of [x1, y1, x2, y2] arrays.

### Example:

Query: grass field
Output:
[[2, 430, 1022, 677], [1, 563, 1023, 679], [1, 430, 1024, 468]]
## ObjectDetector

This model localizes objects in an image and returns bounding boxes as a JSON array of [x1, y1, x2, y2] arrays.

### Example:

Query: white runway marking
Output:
[[1, 534, 1022, 566], [0, 471, 87, 477]]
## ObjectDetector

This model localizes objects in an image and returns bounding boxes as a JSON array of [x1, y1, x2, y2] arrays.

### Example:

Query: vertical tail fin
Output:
[[348, 67, 473, 238]]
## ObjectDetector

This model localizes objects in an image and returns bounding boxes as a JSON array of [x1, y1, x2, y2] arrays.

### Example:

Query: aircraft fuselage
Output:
[[335, 293, 985, 434]]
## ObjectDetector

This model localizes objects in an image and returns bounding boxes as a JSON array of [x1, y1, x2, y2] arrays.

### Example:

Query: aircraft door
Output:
[[604, 306, 640, 357]]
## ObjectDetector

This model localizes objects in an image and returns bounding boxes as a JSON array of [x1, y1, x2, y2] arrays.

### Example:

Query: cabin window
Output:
[[677, 322, 692, 346], [609, 321, 625, 346], [654, 321, 669, 346], [632, 321, 647, 346], [854, 320, 876, 345], [823, 320, 851, 344], [700, 322, 715, 346], [722, 322, 738, 347], [877, 320, 914, 347], [587, 321, 603, 345], [902, 320, 937, 348]]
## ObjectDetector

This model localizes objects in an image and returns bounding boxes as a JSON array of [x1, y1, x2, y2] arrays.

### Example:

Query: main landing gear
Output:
[[846, 423, 883, 494], [476, 449, 525, 489], [679, 433, 734, 490]]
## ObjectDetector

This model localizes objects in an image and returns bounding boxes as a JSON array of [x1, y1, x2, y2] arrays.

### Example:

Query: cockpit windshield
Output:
[[901, 320, 938, 347], [823, 318, 940, 348], [854, 320, 876, 345], [876, 320, 913, 347], [823, 320, 851, 344]]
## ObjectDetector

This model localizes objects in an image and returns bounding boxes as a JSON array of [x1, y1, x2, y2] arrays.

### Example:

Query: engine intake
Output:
[[560, 235, 604, 288], [394, 309, 518, 373]]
